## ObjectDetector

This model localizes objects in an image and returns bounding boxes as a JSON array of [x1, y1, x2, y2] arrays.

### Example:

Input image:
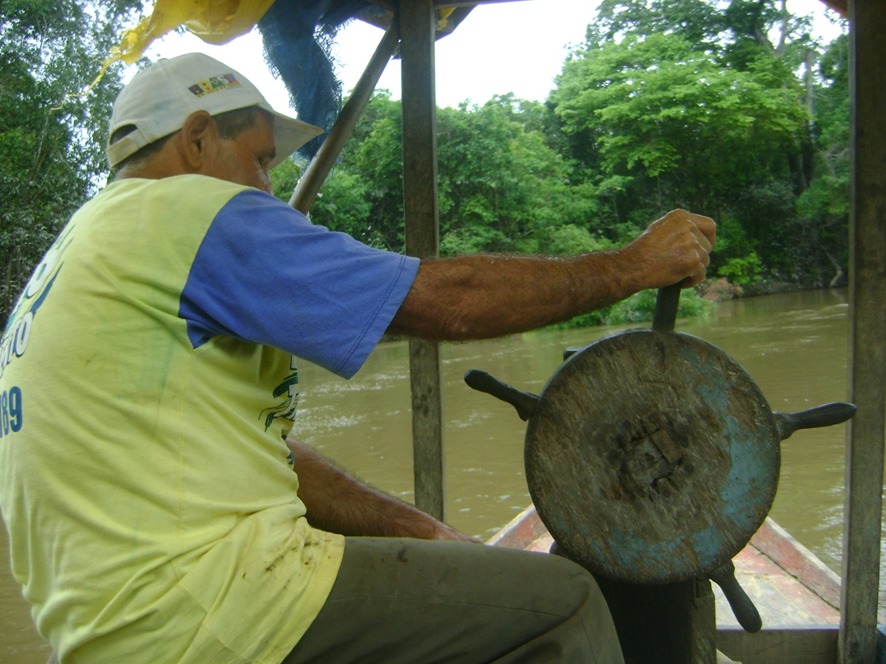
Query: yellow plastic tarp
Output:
[[114, 0, 276, 65]]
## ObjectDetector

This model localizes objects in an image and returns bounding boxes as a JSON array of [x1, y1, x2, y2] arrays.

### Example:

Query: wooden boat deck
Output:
[[487, 505, 883, 663], [487, 505, 841, 625]]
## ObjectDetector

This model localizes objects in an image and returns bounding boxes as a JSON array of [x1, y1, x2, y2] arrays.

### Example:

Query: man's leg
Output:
[[283, 537, 623, 663]]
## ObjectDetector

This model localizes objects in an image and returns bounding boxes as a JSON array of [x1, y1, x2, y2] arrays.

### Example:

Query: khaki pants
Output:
[[283, 537, 623, 663]]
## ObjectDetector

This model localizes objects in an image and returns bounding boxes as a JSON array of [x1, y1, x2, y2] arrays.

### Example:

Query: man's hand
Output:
[[622, 209, 717, 290]]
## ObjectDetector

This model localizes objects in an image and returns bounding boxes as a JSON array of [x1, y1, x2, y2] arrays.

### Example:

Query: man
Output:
[[0, 53, 715, 663]]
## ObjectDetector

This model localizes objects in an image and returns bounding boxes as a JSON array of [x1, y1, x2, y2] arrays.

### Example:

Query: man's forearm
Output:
[[286, 439, 475, 542], [388, 250, 632, 341], [388, 209, 716, 341]]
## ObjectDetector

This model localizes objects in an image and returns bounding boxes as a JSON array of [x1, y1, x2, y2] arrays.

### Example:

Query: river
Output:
[[1, 288, 880, 660]]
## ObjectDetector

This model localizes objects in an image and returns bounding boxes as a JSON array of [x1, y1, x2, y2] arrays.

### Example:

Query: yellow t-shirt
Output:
[[0, 176, 418, 662]]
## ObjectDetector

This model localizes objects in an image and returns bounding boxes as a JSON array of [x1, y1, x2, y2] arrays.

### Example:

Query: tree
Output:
[[793, 32, 850, 286], [591, 0, 724, 50], [0, 0, 142, 329], [328, 91, 406, 252], [435, 95, 605, 257], [308, 91, 603, 259], [548, 0, 847, 285]]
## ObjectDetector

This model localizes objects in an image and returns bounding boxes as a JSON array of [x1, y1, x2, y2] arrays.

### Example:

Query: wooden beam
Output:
[[839, 1, 886, 661], [399, 0, 446, 520], [718, 626, 838, 664]]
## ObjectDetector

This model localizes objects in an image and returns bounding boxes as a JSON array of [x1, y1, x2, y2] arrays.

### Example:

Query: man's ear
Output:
[[177, 111, 216, 170]]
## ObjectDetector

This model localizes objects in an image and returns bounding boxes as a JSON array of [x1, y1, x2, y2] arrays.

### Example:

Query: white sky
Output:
[[144, 0, 846, 116]]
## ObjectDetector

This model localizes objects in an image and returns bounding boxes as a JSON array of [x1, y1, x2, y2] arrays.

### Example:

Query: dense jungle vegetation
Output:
[[1, 0, 849, 331]]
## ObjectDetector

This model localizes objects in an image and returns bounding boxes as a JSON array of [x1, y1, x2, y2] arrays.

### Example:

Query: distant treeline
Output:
[[1, 1, 849, 330]]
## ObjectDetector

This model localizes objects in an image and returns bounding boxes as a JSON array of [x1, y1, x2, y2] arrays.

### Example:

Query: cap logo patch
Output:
[[188, 73, 240, 97]]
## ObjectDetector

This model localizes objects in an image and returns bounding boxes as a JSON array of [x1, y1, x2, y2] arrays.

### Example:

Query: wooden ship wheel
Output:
[[465, 284, 856, 658]]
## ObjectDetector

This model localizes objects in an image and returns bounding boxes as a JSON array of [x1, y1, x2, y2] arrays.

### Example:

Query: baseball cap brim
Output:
[[262, 105, 323, 169]]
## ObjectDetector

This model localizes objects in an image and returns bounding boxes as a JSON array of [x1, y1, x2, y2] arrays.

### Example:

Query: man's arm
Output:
[[388, 209, 715, 341], [286, 438, 477, 542], [287, 210, 713, 541]]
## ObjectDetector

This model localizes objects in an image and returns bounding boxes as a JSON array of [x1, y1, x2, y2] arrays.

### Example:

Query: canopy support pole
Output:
[[399, 0, 445, 520], [839, 1, 886, 661]]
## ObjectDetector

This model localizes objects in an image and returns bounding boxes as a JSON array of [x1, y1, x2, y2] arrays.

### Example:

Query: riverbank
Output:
[[699, 278, 841, 301]]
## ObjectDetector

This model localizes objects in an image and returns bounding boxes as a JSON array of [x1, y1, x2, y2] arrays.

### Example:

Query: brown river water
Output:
[[2, 288, 881, 660]]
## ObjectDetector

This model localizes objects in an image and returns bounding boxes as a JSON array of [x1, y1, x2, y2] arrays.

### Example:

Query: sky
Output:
[[144, 0, 846, 117]]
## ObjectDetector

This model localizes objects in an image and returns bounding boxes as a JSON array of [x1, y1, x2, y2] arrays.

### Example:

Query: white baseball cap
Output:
[[106, 52, 322, 169]]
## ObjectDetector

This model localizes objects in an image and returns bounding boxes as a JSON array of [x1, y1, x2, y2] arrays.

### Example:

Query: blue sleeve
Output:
[[179, 190, 419, 378]]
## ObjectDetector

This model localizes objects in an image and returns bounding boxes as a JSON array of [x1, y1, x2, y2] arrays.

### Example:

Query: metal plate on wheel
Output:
[[525, 329, 781, 584]]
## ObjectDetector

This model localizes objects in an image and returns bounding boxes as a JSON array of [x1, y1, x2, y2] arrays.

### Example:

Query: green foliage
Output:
[[0, 0, 850, 330], [592, 0, 722, 49], [310, 170, 379, 245], [334, 91, 406, 252], [717, 252, 764, 286], [437, 95, 573, 253], [548, 288, 713, 331], [609, 288, 713, 325], [269, 157, 304, 201], [539, 224, 613, 257], [545, 0, 848, 289], [440, 226, 511, 257], [707, 215, 754, 276], [0, 0, 141, 328], [269, 159, 385, 248], [551, 30, 806, 208], [605, 289, 655, 326], [787, 33, 850, 287], [797, 174, 847, 219], [548, 308, 610, 330]]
